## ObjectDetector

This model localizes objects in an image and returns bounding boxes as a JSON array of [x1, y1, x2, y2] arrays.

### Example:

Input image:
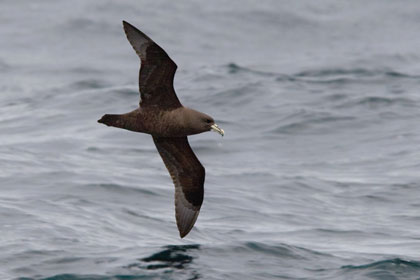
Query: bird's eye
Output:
[[206, 119, 212, 123]]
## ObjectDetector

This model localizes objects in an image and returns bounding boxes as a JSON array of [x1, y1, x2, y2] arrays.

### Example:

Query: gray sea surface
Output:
[[2, 1, 420, 279]]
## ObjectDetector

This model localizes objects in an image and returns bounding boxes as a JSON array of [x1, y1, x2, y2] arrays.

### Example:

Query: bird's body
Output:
[[100, 106, 214, 137], [98, 21, 223, 238]]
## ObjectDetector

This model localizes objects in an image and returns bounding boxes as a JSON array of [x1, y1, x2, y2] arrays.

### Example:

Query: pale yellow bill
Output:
[[211, 124, 224, 136]]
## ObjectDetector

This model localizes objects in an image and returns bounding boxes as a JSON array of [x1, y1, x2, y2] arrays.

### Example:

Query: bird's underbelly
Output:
[[138, 110, 189, 137]]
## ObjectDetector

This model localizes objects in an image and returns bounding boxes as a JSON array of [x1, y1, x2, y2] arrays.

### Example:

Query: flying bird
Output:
[[98, 21, 224, 238]]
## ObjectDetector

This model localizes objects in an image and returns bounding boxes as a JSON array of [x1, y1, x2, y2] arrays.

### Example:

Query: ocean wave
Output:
[[33, 274, 155, 280], [136, 244, 200, 270], [340, 258, 420, 279], [335, 96, 415, 109], [226, 63, 420, 81], [342, 258, 420, 270], [70, 79, 110, 90], [226, 63, 279, 77], [82, 183, 158, 197], [241, 241, 333, 259], [294, 68, 419, 79], [269, 111, 355, 134]]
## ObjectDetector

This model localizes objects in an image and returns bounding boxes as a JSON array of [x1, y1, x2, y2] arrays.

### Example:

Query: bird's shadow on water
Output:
[[126, 244, 201, 279]]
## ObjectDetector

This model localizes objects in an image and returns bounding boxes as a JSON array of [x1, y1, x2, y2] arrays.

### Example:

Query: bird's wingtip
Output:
[[177, 218, 198, 238], [175, 196, 200, 238], [98, 114, 108, 124], [122, 20, 136, 30]]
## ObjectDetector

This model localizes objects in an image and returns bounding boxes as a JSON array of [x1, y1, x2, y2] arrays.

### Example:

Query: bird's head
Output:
[[187, 109, 224, 136], [200, 115, 224, 136]]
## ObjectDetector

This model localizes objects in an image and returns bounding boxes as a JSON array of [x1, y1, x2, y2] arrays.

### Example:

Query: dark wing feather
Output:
[[153, 136, 205, 238], [122, 21, 182, 109]]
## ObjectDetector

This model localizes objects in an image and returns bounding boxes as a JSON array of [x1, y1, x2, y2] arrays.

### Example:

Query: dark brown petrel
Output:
[[98, 21, 224, 238]]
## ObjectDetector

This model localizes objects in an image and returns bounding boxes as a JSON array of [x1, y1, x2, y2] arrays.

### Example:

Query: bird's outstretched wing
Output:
[[153, 136, 205, 238], [123, 21, 182, 109]]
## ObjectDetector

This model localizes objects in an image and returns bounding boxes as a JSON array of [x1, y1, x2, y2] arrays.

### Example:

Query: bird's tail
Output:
[[98, 114, 125, 129]]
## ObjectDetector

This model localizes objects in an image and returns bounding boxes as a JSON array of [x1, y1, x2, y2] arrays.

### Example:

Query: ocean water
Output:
[[2, 0, 420, 279]]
